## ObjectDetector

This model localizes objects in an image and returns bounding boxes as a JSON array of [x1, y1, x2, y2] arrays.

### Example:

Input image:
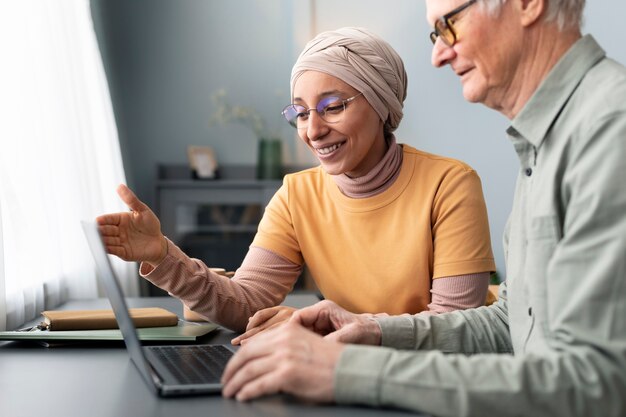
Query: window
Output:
[[0, 0, 137, 330]]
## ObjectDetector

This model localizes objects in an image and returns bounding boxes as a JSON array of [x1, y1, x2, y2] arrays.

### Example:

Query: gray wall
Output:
[[91, 0, 626, 279]]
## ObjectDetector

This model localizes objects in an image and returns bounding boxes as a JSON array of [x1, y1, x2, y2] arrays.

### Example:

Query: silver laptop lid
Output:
[[81, 220, 158, 393]]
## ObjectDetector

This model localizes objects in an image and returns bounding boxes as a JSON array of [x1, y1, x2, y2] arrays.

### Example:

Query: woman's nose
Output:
[[305, 111, 329, 141]]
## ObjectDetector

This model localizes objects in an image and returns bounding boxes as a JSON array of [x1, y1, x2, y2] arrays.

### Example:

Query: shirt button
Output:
[[528, 307, 533, 316], [525, 168, 533, 177]]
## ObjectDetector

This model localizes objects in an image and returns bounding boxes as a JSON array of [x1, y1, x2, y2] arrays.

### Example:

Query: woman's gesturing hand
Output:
[[96, 184, 167, 266]]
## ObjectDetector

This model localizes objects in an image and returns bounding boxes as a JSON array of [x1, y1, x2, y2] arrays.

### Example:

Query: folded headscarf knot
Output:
[[291, 27, 408, 133]]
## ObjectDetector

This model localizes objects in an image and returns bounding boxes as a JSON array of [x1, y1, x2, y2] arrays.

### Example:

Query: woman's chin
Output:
[[319, 161, 345, 176]]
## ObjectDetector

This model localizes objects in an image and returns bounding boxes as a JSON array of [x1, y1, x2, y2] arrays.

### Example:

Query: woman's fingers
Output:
[[96, 213, 122, 227], [97, 224, 121, 236], [106, 245, 128, 260], [246, 307, 280, 330], [237, 321, 287, 346], [116, 184, 151, 213], [231, 309, 277, 345], [232, 307, 295, 345], [231, 327, 263, 346]]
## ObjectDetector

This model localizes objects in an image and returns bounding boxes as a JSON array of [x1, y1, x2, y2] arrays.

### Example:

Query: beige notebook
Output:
[[41, 307, 178, 331]]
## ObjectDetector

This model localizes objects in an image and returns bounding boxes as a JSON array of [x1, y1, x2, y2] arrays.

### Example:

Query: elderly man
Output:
[[221, 0, 626, 415]]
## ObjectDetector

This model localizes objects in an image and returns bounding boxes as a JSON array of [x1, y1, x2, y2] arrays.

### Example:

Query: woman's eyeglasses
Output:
[[281, 92, 363, 129], [429, 0, 477, 47]]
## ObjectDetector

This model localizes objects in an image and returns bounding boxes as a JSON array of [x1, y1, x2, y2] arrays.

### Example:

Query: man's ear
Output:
[[514, 0, 545, 27]]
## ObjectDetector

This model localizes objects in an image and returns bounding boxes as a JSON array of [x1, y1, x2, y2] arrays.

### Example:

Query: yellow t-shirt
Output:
[[252, 145, 495, 314]]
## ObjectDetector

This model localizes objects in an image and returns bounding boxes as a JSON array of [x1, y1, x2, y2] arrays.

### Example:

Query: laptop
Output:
[[81, 220, 236, 396]]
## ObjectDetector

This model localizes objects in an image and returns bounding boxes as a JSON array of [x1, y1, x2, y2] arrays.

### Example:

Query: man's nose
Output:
[[431, 38, 456, 68]]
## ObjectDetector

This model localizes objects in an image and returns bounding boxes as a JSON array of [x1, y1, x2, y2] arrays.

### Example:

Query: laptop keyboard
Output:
[[150, 345, 234, 385]]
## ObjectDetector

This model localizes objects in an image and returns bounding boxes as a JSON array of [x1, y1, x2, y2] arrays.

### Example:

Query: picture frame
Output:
[[187, 145, 218, 179]]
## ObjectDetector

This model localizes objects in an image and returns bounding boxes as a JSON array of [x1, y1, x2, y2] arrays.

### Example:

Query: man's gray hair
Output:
[[480, 0, 585, 30]]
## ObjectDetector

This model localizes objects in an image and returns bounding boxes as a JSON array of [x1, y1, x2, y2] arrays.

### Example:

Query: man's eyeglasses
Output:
[[281, 92, 363, 129], [429, 0, 477, 47]]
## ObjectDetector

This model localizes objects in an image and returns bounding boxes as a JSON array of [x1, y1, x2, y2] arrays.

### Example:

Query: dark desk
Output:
[[0, 294, 421, 417]]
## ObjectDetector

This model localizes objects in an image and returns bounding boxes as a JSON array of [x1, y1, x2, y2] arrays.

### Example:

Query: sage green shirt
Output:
[[334, 35, 626, 417]]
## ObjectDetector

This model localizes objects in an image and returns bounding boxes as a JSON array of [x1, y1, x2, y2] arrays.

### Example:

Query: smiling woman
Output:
[[289, 71, 386, 177], [95, 27, 495, 343]]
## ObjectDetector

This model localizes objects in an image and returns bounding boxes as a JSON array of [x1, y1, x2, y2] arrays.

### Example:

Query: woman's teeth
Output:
[[317, 142, 343, 155]]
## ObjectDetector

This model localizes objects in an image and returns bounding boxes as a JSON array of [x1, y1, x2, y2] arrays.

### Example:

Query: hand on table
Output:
[[292, 300, 383, 345], [231, 306, 297, 346], [222, 321, 345, 402], [96, 184, 167, 266]]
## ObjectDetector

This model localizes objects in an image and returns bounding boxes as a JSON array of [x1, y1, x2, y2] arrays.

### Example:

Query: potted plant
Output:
[[209, 89, 283, 180]]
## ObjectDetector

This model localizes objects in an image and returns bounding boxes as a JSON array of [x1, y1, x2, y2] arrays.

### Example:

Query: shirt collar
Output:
[[509, 35, 606, 147]]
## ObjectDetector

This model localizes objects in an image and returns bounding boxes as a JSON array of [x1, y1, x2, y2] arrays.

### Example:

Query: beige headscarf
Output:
[[291, 27, 408, 133]]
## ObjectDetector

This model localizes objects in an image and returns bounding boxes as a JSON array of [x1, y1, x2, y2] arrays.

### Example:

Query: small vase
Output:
[[256, 138, 283, 180]]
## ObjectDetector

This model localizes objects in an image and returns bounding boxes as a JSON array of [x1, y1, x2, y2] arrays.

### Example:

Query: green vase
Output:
[[256, 138, 283, 180]]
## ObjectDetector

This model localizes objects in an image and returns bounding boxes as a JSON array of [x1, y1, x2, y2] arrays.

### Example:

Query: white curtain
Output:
[[0, 202, 5, 332], [0, 0, 138, 331]]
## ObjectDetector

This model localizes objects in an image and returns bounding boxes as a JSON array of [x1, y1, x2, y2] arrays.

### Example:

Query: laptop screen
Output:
[[81, 220, 158, 393]]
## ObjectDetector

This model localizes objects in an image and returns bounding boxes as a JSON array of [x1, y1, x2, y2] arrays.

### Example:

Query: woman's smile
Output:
[[313, 140, 346, 157]]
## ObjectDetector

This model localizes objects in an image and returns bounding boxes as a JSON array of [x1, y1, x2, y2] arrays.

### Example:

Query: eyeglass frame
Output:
[[281, 92, 364, 129], [429, 0, 477, 47]]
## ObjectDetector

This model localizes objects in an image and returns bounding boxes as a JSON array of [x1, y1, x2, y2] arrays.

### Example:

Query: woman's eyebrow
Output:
[[292, 90, 345, 103]]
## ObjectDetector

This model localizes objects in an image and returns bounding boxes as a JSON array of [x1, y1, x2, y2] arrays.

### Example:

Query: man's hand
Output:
[[231, 306, 297, 345], [96, 184, 167, 266], [222, 322, 345, 402], [291, 300, 383, 345]]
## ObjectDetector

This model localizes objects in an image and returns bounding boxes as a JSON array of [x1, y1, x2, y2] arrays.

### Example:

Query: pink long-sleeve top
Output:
[[141, 139, 490, 331]]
